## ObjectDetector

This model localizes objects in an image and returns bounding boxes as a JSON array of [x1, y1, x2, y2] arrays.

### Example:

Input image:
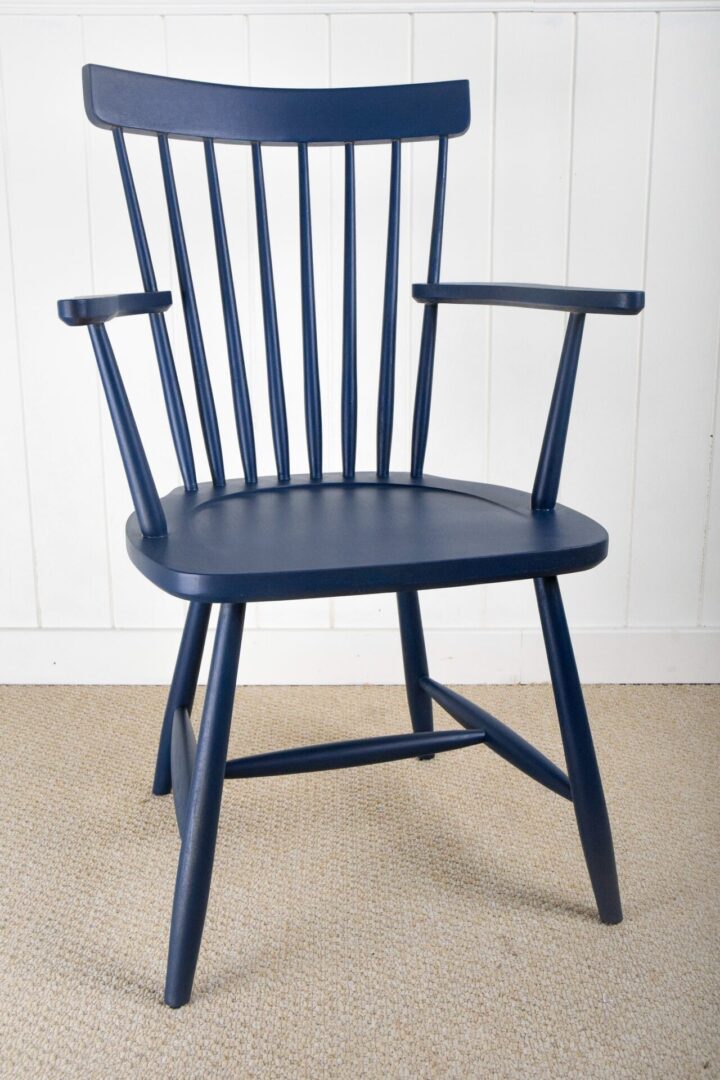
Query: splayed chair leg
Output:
[[164, 602, 246, 1008], [534, 576, 622, 924], [153, 602, 212, 796], [397, 591, 434, 759]]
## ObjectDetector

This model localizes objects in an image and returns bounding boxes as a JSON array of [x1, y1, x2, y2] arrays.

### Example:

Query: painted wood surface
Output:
[[0, 5, 718, 681]]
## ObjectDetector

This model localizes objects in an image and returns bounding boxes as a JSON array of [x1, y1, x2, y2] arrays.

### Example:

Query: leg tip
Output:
[[418, 754, 435, 762], [598, 897, 623, 925], [164, 987, 191, 1009], [165, 964, 194, 1008], [152, 766, 172, 797]]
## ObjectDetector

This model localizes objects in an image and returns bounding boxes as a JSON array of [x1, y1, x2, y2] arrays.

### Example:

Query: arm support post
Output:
[[532, 312, 585, 511], [87, 322, 167, 539]]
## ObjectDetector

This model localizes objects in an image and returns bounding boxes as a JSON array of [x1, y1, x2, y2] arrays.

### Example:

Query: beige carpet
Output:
[[0, 684, 717, 1079]]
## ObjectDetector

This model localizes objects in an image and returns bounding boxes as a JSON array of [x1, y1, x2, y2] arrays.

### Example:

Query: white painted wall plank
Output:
[[0, 7, 716, 680], [560, 12, 656, 628], [331, 13, 412, 630], [163, 17, 253, 471], [83, 15, 185, 630], [163, 14, 255, 632], [411, 12, 494, 631], [0, 16, 111, 627], [699, 348, 720, 626], [248, 14, 333, 628], [628, 11, 720, 626], [0, 66, 37, 627], [485, 11, 574, 629], [164, 15, 251, 489]]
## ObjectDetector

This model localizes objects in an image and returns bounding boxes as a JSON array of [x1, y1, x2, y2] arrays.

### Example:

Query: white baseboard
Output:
[[0, 627, 717, 684]]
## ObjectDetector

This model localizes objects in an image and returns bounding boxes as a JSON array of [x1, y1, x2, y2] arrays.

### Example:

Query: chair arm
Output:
[[412, 282, 644, 316], [56, 294, 169, 537], [57, 290, 172, 327]]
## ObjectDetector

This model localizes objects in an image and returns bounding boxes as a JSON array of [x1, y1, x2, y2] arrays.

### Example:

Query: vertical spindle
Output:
[[113, 128, 197, 493], [410, 136, 448, 478], [204, 139, 257, 484], [376, 140, 402, 479], [252, 143, 290, 483], [342, 143, 357, 480], [159, 134, 225, 488], [298, 144, 322, 481]]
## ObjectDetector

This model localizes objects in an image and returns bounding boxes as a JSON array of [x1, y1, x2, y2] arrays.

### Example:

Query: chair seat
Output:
[[126, 472, 608, 603]]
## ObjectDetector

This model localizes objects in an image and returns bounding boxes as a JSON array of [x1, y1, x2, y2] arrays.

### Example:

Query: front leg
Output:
[[164, 602, 246, 1007], [535, 576, 622, 923]]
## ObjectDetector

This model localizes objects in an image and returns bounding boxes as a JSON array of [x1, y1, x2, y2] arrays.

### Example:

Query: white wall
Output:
[[0, 0, 718, 684]]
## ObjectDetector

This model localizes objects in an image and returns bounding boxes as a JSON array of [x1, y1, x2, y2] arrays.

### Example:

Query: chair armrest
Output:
[[412, 282, 644, 316], [57, 290, 172, 327]]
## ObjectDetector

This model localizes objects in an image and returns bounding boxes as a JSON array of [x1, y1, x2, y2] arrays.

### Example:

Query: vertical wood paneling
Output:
[[161, 14, 254, 626], [0, 16, 111, 627], [83, 15, 184, 629], [165, 15, 253, 630], [331, 13, 412, 630], [701, 367, 720, 625], [249, 14, 332, 629], [0, 7, 717, 673], [164, 15, 250, 488], [485, 12, 574, 630], [560, 12, 656, 628], [0, 65, 37, 627], [628, 11, 720, 626], [412, 12, 494, 630]]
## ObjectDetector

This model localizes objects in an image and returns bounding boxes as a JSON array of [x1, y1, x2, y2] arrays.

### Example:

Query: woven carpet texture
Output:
[[0, 684, 718, 1079]]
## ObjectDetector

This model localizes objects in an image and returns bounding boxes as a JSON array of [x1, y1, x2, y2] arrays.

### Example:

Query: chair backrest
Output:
[[83, 64, 471, 490]]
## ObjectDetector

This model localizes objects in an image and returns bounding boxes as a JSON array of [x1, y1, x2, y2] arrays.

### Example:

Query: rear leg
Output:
[[153, 602, 212, 796], [397, 591, 434, 759]]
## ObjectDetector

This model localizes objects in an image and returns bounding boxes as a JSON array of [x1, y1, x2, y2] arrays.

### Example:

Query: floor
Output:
[[0, 684, 717, 1079]]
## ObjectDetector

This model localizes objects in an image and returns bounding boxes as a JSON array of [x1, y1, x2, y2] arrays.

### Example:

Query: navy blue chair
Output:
[[58, 65, 644, 1008]]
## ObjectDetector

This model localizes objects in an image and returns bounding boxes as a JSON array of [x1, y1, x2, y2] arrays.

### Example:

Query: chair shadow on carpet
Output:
[[179, 761, 604, 1002]]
